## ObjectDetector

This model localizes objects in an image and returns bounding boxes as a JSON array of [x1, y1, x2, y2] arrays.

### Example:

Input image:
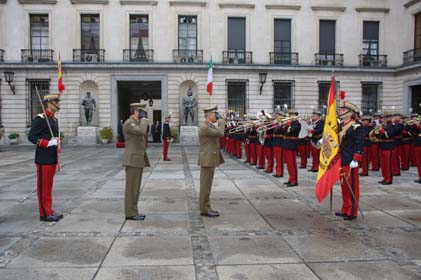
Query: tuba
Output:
[[369, 125, 383, 143]]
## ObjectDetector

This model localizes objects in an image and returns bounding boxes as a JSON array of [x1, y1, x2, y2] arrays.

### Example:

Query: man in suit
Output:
[[162, 115, 172, 161], [123, 103, 150, 221], [198, 106, 225, 217]]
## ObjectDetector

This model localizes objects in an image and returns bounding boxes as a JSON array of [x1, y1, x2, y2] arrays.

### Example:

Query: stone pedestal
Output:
[[77, 126, 98, 145], [180, 126, 199, 145]]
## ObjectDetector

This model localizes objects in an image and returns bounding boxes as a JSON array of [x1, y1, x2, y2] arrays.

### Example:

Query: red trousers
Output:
[[163, 139, 170, 159], [416, 146, 421, 177], [410, 143, 417, 167], [273, 146, 284, 176], [249, 143, 257, 164], [340, 166, 360, 217], [380, 149, 393, 183], [264, 146, 274, 172], [284, 149, 298, 184], [398, 143, 410, 170], [245, 143, 250, 162], [370, 143, 380, 170], [297, 144, 307, 168], [256, 144, 265, 168], [361, 146, 370, 175], [392, 147, 400, 175], [310, 146, 320, 171], [236, 140, 242, 158], [36, 164, 57, 217]]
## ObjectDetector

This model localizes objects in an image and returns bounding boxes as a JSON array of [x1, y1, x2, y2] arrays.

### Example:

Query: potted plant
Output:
[[8, 133, 19, 144], [99, 127, 113, 144], [170, 127, 178, 143]]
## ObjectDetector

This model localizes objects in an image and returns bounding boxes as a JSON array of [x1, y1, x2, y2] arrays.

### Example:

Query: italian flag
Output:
[[207, 56, 213, 96]]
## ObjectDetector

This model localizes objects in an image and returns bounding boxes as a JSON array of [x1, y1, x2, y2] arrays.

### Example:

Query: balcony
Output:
[[21, 49, 54, 63], [173, 49, 203, 63], [403, 48, 421, 65], [73, 49, 105, 62], [123, 49, 154, 62], [0, 49, 4, 62], [223, 50, 253, 64], [315, 53, 344, 66], [270, 52, 299, 65], [359, 54, 387, 67]]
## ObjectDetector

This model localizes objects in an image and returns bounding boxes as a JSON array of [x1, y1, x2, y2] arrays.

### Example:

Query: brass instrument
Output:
[[369, 124, 385, 143]]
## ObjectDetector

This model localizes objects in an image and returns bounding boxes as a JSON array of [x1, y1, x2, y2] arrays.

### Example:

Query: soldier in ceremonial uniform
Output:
[[410, 112, 419, 167], [283, 109, 301, 187], [400, 115, 412, 170], [335, 100, 364, 221], [370, 112, 381, 171], [28, 94, 63, 222], [272, 115, 285, 177], [392, 113, 404, 176], [360, 115, 373, 176], [263, 117, 274, 173], [309, 110, 324, 172], [244, 124, 251, 163], [248, 121, 258, 165], [412, 118, 421, 183], [256, 122, 265, 169], [162, 114, 172, 161], [123, 103, 150, 220], [198, 106, 225, 217]]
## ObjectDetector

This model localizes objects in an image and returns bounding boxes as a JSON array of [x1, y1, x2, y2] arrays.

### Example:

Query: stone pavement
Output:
[[0, 144, 421, 280]]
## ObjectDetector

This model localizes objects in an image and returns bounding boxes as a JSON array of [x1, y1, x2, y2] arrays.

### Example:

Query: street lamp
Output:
[[259, 72, 267, 95], [4, 71, 15, 95], [148, 98, 153, 107]]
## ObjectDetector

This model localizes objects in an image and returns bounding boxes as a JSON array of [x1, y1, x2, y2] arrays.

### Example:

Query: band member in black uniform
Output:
[[413, 118, 421, 183], [272, 117, 285, 177], [283, 110, 301, 187], [360, 115, 373, 176], [309, 110, 324, 172]]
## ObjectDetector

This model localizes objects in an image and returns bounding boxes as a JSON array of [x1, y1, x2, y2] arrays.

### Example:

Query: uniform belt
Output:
[[273, 134, 284, 137], [249, 136, 257, 139], [380, 139, 394, 142], [273, 135, 284, 138], [284, 136, 298, 140]]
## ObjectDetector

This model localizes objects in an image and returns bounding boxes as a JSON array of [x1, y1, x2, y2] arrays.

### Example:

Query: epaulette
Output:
[[36, 113, 45, 119], [352, 123, 361, 130]]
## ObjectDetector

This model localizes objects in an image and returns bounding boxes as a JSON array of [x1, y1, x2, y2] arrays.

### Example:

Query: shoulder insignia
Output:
[[36, 113, 45, 119], [352, 123, 361, 130], [130, 123, 136, 126]]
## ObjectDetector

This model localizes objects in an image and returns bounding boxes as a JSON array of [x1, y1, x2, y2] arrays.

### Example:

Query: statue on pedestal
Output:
[[81, 92, 96, 126], [182, 86, 197, 125]]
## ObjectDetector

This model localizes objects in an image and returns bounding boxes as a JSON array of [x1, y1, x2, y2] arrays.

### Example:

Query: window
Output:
[[415, 13, 421, 49], [227, 80, 247, 117], [130, 15, 149, 51], [274, 19, 291, 54], [228, 17, 245, 50], [81, 14, 100, 50], [30, 15, 49, 50], [361, 83, 381, 114], [318, 81, 340, 112], [363, 21, 379, 56], [178, 16, 197, 50], [273, 81, 293, 110], [319, 20, 336, 54], [27, 80, 50, 125]]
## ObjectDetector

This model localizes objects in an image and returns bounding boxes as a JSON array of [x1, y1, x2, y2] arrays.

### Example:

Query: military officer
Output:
[[283, 109, 301, 187], [28, 93, 63, 222], [198, 106, 225, 217], [162, 114, 172, 161], [123, 103, 150, 221]]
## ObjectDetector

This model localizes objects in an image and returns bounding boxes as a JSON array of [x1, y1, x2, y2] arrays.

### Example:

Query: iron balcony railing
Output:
[[123, 49, 154, 62], [315, 53, 344, 66], [0, 49, 4, 62], [270, 52, 299, 65], [403, 48, 421, 65], [21, 49, 54, 63], [359, 54, 387, 67], [172, 49, 203, 63], [223, 50, 253, 64], [73, 49, 105, 62]]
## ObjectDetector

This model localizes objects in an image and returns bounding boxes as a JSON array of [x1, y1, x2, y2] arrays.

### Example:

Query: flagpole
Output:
[[329, 69, 335, 212]]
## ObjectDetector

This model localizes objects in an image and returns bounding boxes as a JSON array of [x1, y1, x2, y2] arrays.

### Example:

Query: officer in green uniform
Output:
[[198, 106, 226, 217], [123, 103, 150, 220]]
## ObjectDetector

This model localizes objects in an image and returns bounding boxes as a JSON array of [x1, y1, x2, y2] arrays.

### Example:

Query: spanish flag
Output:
[[58, 53, 65, 93], [315, 77, 341, 202]]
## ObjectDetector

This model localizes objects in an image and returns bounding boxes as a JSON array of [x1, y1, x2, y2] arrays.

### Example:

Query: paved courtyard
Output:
[[0, 144, 421, 280]]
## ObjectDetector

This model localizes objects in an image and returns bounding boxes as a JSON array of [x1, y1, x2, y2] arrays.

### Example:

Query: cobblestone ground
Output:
[[0, 144, 421, 280]]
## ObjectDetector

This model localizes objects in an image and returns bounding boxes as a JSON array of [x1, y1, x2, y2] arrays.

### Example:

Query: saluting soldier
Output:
[[309, 110, 324, 172], [360, 115, 373, 176], [28, 93, 63, 222], [162, 114, 172, 161], [198, 106, 225, 217], [123, 103, 150, 221], [283, 109, 301, 187]]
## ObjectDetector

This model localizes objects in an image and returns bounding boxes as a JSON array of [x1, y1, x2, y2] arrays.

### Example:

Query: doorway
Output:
[[411, 85, 421, 114]]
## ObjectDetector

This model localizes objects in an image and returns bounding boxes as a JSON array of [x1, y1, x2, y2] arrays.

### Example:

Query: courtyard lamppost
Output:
[[4, 71, 15, 95]]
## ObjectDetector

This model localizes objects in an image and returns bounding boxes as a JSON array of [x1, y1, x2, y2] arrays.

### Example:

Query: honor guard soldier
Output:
[[392, 113, 404, 176], [249, 120, 258, 165], [263, 116, 274, 173], [272, 112, 286, 177], [335, 99, 364, 221], [198, 106, 225, 217], [360, 115, 373, 176], [283, 109, 301, 187], [28, 93, 63, 222], [123, 103, 150, 221], [400, 115, 412, 170], [162, 114, 172, 161], [309, 110, 324, 172], [244, 123, 251, 163]]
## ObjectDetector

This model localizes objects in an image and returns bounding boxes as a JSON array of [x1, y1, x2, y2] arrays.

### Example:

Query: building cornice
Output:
[[169, 1, 206, 7], [265, 5, 301, 11], [355, 7, 390, 13], [0, 0, 6, 3], [120, 0, 157, 5], [219, 3, 255, 9], [70, 0, 108, 4], [404, 0, 421, 8], [18, 0, 57, 4], [311, 6, 346, 12]]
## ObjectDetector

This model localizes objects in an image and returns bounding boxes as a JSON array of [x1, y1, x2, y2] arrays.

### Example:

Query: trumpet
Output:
[[228, 119, 263, 133], [368, 123, 386, 143]]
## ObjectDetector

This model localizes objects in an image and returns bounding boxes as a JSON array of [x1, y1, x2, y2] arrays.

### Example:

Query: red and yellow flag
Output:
[[315, 77, 341, 202], [58, 53, 65, 93]]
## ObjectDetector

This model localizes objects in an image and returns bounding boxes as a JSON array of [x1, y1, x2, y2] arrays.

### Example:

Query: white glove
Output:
[[349, 160, 359, 169], [47, 138, 58, 147]]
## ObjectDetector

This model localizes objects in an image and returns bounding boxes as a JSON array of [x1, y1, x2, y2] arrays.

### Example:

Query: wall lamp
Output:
[[4, 71, 15, 95], [258, 72, 267, 95]]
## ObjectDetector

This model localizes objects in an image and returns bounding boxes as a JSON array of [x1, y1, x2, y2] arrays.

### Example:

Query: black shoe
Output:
[[335, 212, 347, 217], [283, 181, 290, 185], [272, 174, 283, 178], [378, 180, 385, 184], [393, 173, 401, 176], [414, 179, 421, 184], [381, 181, 393, 185], [401, 168, 409, 171], [344, 216, 356, 221], [359, 173, 368, 176], [40, 215, 60, 222], [286, 182, 298, 187], [53, 212, 64, 220], [126, 214, 146, 221], [209, 209, 219, 214], [201, 211, 219, 217], [250, 163, 257, 166], [299, 166, 306, 169], [256, 167, 264, 169], [371, 169, 380, 171], [163, 158, 171, 161]]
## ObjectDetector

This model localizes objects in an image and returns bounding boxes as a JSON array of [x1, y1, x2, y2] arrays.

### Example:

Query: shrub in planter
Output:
[[8, 133, 19, 144], [99, 127, 113, 144], [170, 127, 178, 143]]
